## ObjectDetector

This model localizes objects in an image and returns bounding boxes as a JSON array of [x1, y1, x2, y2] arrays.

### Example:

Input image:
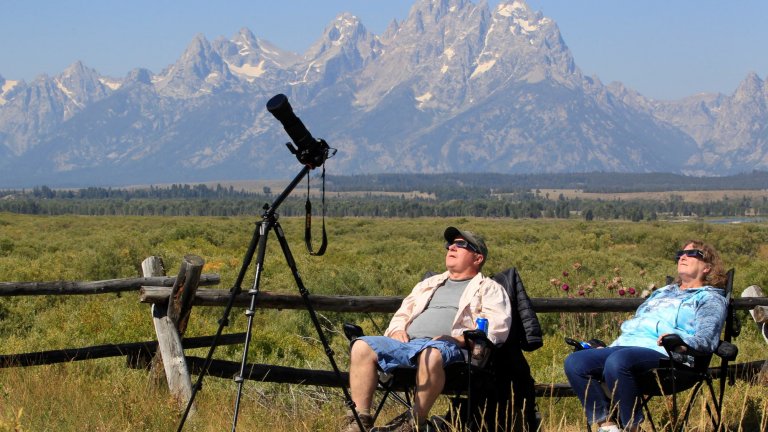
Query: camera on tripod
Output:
[[267, 94, 330, 168]]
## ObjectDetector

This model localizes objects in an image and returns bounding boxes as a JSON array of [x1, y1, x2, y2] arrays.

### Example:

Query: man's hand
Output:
[[390, 330, 409, 343], [432, 334, 465, 348]]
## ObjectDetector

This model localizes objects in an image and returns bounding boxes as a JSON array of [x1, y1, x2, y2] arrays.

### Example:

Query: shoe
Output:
[[760, 322, 768, 345], [340, 410, 374, 432]]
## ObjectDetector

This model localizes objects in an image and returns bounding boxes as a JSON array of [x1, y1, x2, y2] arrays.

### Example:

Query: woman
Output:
[[564, 240, 728, 432]]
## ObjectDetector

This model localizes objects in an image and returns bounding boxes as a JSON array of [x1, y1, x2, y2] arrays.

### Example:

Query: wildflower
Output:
[[563, 270, 569, 277], [628, 287, 636, 296], [578, 289, 585, 296], [612, 276, 622, 284], [572, 262, 582, 270], [618, 288, 626, 296], [561, 283, 569, 292], [550, 278, 559, 286]]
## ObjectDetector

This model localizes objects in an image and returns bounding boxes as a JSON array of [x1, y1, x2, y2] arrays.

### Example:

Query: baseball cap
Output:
[[444, 226, 488, 258]]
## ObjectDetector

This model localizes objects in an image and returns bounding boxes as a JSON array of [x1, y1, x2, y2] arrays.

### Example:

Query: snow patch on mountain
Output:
[[225, 60, 266, 80], [0, 80, 20, 105], [99, 78, 122, 90]]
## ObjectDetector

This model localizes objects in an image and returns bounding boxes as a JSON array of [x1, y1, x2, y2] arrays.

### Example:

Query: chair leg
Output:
[[641, 396, 658, 432], [701, 379, 722, 431], [676, 381, 704, 432], [372, 384, 412, 423]]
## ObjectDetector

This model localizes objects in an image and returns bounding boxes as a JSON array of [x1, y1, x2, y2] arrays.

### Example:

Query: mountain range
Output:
[[1, 0, 767, 188]]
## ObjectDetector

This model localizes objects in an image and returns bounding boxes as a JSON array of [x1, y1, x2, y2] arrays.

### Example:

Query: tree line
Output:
[[2, 172, 767, 220], [327, 171, 768, 196], [1, 194, 765, 220]]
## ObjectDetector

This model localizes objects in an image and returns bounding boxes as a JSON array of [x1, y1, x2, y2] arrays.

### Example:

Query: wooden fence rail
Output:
[[0, 274, 220, 296], [0, 333, 246, 368], [184, 356, 768, 398], [139, 286, 768, 312]]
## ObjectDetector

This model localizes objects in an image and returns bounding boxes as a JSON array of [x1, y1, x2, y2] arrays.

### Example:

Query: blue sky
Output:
[[2, 0, 766, 100]]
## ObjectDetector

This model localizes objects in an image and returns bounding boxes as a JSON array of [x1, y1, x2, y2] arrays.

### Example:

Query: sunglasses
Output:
[[445, 239, 481, 254], [675, 249, 705, 262]]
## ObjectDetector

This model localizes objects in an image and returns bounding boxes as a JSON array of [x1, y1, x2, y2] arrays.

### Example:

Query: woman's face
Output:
[[677, 242, 711, 285]]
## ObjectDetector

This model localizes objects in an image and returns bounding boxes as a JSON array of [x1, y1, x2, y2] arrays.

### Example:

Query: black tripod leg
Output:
[[231, 217, 274, 431], [177, 220, 263, 432], [273, 221, 367, 431]]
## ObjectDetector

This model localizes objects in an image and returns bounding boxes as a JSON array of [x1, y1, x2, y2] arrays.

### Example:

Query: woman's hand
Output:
[[657, 333, 671, 346]]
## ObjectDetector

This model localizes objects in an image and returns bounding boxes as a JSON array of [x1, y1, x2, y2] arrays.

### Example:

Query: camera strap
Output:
[[304, 163, 328, 256]]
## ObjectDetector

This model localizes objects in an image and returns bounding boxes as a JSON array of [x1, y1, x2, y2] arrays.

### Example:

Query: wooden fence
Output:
[[2, 255, 768, 409]]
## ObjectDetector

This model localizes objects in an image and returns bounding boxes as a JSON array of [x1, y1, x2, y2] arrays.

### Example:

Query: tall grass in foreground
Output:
[[1, 346, 766, 431], [1, 214, 767, 430]]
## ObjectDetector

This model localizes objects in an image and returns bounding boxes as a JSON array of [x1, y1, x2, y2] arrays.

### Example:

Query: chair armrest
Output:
[[463, 329, 492, 347], [715, 341, 738, 361], [463, 329, 493, 367], [343, 322, 365, 341], [660, 334, 709, 357]]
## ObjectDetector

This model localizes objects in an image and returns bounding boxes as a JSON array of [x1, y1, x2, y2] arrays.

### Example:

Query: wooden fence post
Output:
[[167, 255, 204, 335], [140, 257, 167, 383], [142, 255, 202, 414]]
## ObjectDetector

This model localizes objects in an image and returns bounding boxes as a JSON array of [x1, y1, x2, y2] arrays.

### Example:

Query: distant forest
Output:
[[1, 172, 767, 220], [327, 171, 768, 198]]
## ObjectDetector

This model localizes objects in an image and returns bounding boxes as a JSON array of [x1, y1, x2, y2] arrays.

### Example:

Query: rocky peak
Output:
[[300, 13, 383, 87], [305, 13, 381, 60], [484, 1, 576, 84], [50, 61, 112, 119], [212, 28, 300, 85], [354, 0, 489, 110], [155, 34, 233, 97], [125, 68, 153, 86], [57, 61, 109, 95], [733, 72, 765, 104]]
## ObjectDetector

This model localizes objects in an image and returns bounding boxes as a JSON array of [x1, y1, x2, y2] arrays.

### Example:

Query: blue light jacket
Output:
[[611, 284, 727, 355]]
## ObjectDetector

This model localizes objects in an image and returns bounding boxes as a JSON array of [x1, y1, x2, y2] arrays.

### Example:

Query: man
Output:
[[342, 227, 512, 432]]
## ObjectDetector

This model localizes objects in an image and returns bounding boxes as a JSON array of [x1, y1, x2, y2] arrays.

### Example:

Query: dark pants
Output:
[[564, 346, 667, 428]]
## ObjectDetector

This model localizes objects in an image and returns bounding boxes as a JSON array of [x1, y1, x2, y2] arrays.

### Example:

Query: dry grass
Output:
[[1, 357, 766, 431]]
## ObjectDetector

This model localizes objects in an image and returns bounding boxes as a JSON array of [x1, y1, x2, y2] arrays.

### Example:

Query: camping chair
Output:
[[635, 268, 740, 432], [343, 267, 543, 431]]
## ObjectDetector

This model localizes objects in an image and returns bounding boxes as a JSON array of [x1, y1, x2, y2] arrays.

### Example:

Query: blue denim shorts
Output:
[[354, 336, 465, 373]]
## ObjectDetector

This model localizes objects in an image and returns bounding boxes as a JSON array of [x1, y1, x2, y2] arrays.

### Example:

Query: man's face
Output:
[[445, 237, 483, 276]]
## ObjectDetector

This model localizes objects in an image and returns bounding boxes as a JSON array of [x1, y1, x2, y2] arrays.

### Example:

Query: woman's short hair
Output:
[[675, 239, 727, 288]]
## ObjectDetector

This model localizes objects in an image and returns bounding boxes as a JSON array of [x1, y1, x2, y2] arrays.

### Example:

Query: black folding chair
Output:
[[636, 268, 740, 432], [344, 267, 542, 431]]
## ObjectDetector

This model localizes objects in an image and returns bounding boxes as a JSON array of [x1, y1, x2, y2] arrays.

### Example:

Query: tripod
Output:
[[177, 165, 366, 431]]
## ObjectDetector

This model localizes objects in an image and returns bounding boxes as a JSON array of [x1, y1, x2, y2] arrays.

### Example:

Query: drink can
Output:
[[475, 317, 488, 334]]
